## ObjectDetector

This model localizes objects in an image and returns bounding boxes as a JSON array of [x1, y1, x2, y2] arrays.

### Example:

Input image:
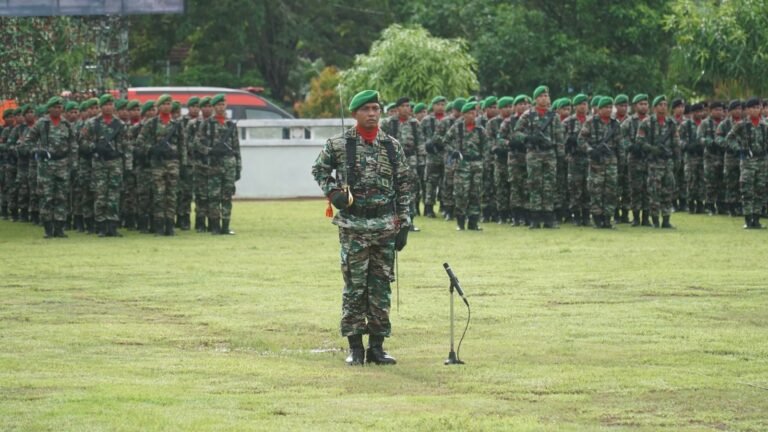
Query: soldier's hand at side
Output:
[[329, 189, 350, 210], [395, 226, 408, 251]]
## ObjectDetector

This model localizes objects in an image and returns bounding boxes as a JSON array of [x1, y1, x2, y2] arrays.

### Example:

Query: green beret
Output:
[[199, 96, 212, 107], [513, 95, 528, 106], [46, 96, 64, 109], [598, 96, 614, 109], [157, 94, 172, 106], [78, 101, 88, 111], [141, 100, 155, 115], [20, 104, 33, 114], [461, 101, 478, 113], [186, 96, 200, 107], [348, 90, 379, 112], [560, 98, 572, 107], [211, 93, 226, 106], [430, 96, 447, 106], [172, 101, 181, 112], [35, 105, 47, 116], [3, 108, 14, 118], [14, 108, 22, 115], [468, 96, 478, 103], [481, 96, 498, 110], [533, 85, 549, 99], [384, 103, 395, 113], [115, 99, 128, 110], [64, 101, 79, 112], [572, 93, 588, 105], [652, 95, 667, 107], [590, 96, 602, 107], [614, 94, 629, 104], [632, 93, 649, 104], [126, 100, 140, 110], [497, 96, 515, 109], [413, 102, 426, 114], [452, 98, 467, 111], [551, 98, 562, 110], [99, 94, 115, 106]]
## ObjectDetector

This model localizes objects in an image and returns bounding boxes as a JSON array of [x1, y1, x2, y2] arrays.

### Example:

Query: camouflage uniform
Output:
[[120, 120, 142, 228], [717, 117, 741, 214], [622, 114, 649, 223], [8, 123, 33, 221], [615, 114, 631, 219], [564, 114, 589, 224], [636, 114, 680, 223], [478, 114, 496, 220], [680, 118, 705, 209], [27, 124, 40, 223], [176, 115, 199, 228], [726, 118, 767, 220], [434, 115, 459, 218], [500, 114, 527, 225], [443, 118, 486, 228], [0, 123, 14, 218], [132, 119, 153, 232], [311, 127, 411, 338], [672, 115, 687, 209], [487, 115, 510, 221], [139, 116, 186, 235], [421, 113, 444, 213], [513, 108, 564, 227], [196, 116, 241, 233], [82, 116, 131, 233], [381, 116, 423, 218], [699, 116, 724, 212], [578, 116, 621, 225], [25, 115, 77, 235], [75, 119, 97, 231], [187, 115, 208, 229]]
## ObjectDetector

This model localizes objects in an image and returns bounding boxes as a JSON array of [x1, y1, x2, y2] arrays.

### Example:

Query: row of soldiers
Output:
[[0, 93, 241, 238], [381, 86, 768, 230]]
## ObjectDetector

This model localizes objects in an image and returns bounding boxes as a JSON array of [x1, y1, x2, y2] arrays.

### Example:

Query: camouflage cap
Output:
[[348, 90, 379, 112], [413, 102, 426, 114], [186, 96, 200, 107], [497, 96, 515, 109], [533, 85, 549, 99], [572, 93, 588, 105]]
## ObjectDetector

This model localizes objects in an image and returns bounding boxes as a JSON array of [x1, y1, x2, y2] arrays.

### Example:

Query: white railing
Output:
[[235, 119, 357, 199]]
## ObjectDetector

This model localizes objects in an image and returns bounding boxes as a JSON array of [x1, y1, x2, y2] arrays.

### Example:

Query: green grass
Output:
[[1, 201, 767, 431]]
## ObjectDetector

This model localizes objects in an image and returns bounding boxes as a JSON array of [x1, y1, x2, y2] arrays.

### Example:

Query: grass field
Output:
[[1, 201, 767, 431]]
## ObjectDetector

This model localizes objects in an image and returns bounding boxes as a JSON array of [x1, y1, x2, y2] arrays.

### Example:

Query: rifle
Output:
[[94, 117, 122, 160], [531, 111, 556, 150], [152, 119, 180, 159], [35, 120, 51, 162]]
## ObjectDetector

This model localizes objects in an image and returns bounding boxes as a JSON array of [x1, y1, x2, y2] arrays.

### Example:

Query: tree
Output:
[[295, 66, 342, 118], [339, 24, 479, 105]]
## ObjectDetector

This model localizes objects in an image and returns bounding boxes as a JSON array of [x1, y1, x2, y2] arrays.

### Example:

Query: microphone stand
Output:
[[445, 278, 465, 365]]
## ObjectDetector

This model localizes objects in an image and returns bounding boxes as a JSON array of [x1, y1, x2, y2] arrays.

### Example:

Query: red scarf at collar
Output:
[[398, 116, 408, 123], [576, 114, 587, 124], [657, 115, 666, 126], [695, 118, 702, 127], [214, 115, 226, 125], [356, 125, 378, 143], [638, 114, 647, 121], [465, 121, 475, 133], [616, 114, 626, 122], [131, 118, 140, 125], [732, 115, 741, 123], [159, 113, 171, 125], [50, 115, 61, 126], [751, 116, 760, 127], [102, 114, 113, 125], [600, 115, 611, 124], [435, 113, 445, 121], [536, 107, 548, 116]]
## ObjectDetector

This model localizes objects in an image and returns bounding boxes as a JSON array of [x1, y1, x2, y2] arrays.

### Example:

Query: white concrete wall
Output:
[[235, 119, 356, 199]]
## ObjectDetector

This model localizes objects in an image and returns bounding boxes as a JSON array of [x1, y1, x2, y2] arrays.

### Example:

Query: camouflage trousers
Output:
[[568, 154, 589, 211], [454, 159, 483, 218], [740, 158, 766, 215], [684, 154, 705, 202], [526, 149, 557, 212], [37, 159, 70, 222], [556, 156, 568, 210], [588, 157, 618, 216], [481, 157, 495, 212], [177, 164, 194, 217], [493, 157, 509, 213], [416, 164, 425, 211], [628, 154, 649, 211], [93, 158, 123, 222], [723, 153, 740, 206], [151, 160, 180, 219], [76, 159, 94, 218], [442, 157, 457, 208], [407, 156, 419, 215], [675, 158, 687, 203], [338, 227, 395, 337], [67, 169, 77, 219], [194, 163, 209, 218], [617, 155, 630, 210], [424, 156, 443, 206], [28, 160, 39, 213], [0, 162, 5, 209], [507, 151, 527, 210], [121, 170, 138, 216], [3, 163, 17, 211], [207, 156, 236, 220], [15, 162, 29, 213], [136, 165, 153, 217], [647, 159, 676, 217], [703, 152, 724, 205]]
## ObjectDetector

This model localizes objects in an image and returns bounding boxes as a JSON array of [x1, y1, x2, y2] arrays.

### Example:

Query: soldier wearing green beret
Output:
[[679, 102, 706, 215], [635, 95, 680, 228], [563, 93, 591, 226], [698, 101, 726, 215], [139, 94, 187, 236], [716, 100, 743, 216], [7, 104, 38, 222], [613, 94, 631, 223], [725, 97, 765, 228], [421, 96, 448, 218], [312, 89, 411, 366], [478, 97, 498, 222], [176, 96, 201, 231], [622, 94, 652, 226], [513, 85, 564, 228], [413, 103, 427, 122], [434, 98, 466, 220], [0, 109, 19, 219], [499, 95, 531, 226], [191, 96, 214, 232], [488, 96, 514, 223]]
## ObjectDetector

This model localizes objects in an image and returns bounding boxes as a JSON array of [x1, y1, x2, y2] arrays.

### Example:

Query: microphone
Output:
[[443, 263, 468, 303]]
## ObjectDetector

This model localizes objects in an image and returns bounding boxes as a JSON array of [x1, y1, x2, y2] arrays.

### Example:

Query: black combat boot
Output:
[[165, 218, 175, 236], [528, 211, 541, 229], [86, 217, 96, 234], [424, 204, 436, 218], [65, 215, 72, 230], [753, 214, 763, 229], [603, 214, 614, 229], [456, 215, 466, 231], [32, 211, 41, 225], [661, 215, 675, 229], [570, 208, 580, 226], [221, 219, 235, 235], [705, 202, 715, 215], [154, 218, 164, 236], [641, 210, 652, 227], [53, 221, 68, 238], [613, 209, 620, 225], [195, 215, 206, 233], [345, 334, 365, 366], [182, 214, 191, 230], [718, 202, 729, 215], [651, 215, 660, 228], [10, 208, 18, 221], [43, 221, 54, 239], [677, 199, 688, 212], [97, 221, 107, 237], [541, 211, 556, 229], [110, 221, 123, 237], [743, 215, 752, 229], [209, 217, 221, 234], [73, 215, 83, 232], [1, 204, 7, 219], [137, 215, 148, 233], [592, 213, 602, 228], [124, 214, 135, 230], [409, 224, 420, 232], [468, 215, 483, 231], [631, 210, 640, 227], [580, 209, 590, 227], [687, 200, 695, 214], [366, 335, 396, 365]]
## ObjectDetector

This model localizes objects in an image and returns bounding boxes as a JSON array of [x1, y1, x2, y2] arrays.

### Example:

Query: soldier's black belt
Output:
[[404, 150, 416, 157], [344, 204, 393, 219], [47, 152, 69, 161], [461, 155, 482, 162]]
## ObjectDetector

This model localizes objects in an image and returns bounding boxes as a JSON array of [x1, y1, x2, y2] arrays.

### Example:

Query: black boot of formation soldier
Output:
[[221, 219, 235, 235], [424, 204, 436, 218], [20, 208, 29, 222], [528, 211, 541, 229], [1, 204, 7, 219], [456, 215, 466, 231], [603, 214, 614, 229], [65, 215, 72, 230], [467, 215, 482, 231], [641, 211, 652, 227], [345, 335, 365, 366], [85, 217, 96, 234], [651, 215, 660, 228], [43, 221, 54, 239], [164, 218, 175, 236], [753, 214, 763, 229], [543, 211, 559, 229], [109, 221, 123, 237], [53, 221, 67, 238], [195, 216, 206, 233], [661, 216, 675, 229], [630, 210, 640, 227], [208, 217, 221, 235], [366, 335, 396, 365], [677, 199, 688, 212], [10, 208, 18, 221], [153, 219, 164, 236], [443, 206, 453, 221], [592, 214, 602, 229], [570, 208, 580, 226], [73, 215, 84, 232], [97, 221, 107, 237], [743, 215, 751, 229]]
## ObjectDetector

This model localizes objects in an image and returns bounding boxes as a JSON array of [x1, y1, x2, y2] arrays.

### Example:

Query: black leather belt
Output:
[[461, 155, 482, 162], [344, 205, 393, 218]]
